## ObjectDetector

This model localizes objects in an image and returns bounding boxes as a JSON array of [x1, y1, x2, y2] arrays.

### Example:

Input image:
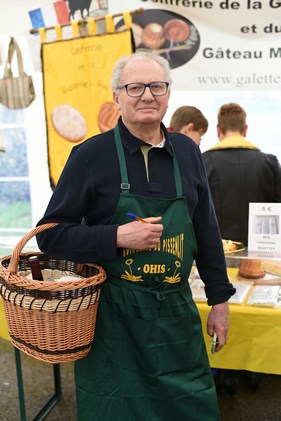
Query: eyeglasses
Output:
[[119, 82, 169, 97]]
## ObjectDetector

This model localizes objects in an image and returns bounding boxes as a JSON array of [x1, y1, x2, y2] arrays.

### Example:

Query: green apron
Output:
[[75, 126, 220, 421]]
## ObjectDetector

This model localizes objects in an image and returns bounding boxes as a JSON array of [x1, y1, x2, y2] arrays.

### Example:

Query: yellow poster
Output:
[[42, 30, 133, 187]]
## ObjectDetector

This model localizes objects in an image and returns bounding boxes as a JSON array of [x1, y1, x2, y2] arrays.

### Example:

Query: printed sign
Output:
[[248, 203, 281, 254], [109, 0, 281, 91]]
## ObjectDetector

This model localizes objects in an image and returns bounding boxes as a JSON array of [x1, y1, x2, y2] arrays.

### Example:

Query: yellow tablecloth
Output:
[[0, 300, 10, 341], [197, 267, 281, 375], [198, 301, 281, 375]]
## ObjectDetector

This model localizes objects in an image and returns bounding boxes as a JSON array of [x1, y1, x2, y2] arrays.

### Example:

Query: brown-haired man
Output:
[[203, 102, 281, 246]]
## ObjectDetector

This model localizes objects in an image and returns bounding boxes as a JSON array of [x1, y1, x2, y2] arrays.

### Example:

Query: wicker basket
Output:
[[0, 223, 106, 363]]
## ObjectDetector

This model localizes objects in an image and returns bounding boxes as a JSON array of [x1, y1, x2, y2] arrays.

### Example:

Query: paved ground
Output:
[[0, 337, 281, 421]]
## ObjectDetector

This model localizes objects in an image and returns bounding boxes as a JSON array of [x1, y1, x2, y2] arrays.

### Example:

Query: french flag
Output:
[[29, 1, 70, 29]]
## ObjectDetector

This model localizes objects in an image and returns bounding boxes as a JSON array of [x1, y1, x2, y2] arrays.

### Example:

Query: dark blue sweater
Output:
[[37, 118, 235, 305]]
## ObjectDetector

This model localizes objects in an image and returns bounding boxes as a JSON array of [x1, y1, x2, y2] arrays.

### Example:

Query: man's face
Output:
[[113, 59, 170, 127]]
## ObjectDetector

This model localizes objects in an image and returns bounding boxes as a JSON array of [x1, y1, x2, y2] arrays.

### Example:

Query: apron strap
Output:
[[114, 125, 130, 192], [171, 144, 183, 197], [114, 124, 183, 198]]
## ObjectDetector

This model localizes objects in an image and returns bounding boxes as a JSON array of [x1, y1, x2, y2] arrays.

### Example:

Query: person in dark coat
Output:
[[203, 102, 281, 394], [202, 102, 281, 246], [36, 51, 235, 420]]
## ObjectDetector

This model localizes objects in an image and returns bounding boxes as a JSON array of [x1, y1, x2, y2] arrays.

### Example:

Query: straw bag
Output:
[[0, 223, 107, 364], [0, 37, 35, 110]]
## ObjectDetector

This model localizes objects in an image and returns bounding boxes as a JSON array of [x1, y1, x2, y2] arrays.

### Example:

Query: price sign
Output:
[[248, 203, 281, 253]]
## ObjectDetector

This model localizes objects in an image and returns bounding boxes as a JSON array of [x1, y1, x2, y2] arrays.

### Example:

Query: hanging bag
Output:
[[0, 37, 35, 109]]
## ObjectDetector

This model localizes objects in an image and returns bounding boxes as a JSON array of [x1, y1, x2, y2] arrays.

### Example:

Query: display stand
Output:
[[225, 248, 281, 285], [14, 348, 61, 421], [225, 249, 281, 261]]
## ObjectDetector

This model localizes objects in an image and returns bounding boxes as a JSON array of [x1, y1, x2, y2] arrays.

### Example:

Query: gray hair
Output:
[[111, 50, 173, 93]]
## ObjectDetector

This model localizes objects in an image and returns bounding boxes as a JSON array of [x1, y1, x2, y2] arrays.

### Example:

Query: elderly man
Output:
[[37, 51, 235, 421]]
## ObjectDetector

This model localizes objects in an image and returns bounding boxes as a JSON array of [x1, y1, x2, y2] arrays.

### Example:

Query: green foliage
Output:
[[0, 107, 31, 236], [0, 128, 28, 177], [0, 201, 32, 228]]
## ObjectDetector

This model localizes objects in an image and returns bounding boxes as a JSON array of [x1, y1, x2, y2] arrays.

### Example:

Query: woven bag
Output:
[[0, 223, 106, 363], [0, 37, 35, 110]]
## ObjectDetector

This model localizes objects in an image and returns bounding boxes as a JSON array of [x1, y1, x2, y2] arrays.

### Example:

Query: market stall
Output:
[[197, 270, 281, 375]]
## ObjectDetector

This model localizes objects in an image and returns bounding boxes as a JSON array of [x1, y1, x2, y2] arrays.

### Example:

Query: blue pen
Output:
[[127, 212, 148, 223]]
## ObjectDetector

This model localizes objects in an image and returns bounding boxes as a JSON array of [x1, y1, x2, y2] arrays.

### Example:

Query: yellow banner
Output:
[[42, 30, 133, 187]]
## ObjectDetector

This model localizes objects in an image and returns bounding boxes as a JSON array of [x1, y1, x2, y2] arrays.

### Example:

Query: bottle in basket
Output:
[[28, 256, 44, 280]]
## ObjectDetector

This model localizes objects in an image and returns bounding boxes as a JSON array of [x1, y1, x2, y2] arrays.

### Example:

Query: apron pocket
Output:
[[116, 311, 157, 374], [114, 310, 194, 383], [154, 314, 193, 375]]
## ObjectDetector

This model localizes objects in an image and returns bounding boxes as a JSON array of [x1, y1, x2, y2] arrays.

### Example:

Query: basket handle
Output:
[[8, 223, 59, 273]]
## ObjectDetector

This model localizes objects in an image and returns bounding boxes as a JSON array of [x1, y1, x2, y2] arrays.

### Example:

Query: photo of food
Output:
[[51, 104, 87, 142], [116, 9, 200, 69], [142, 23, 166, 49], [98, 101, 121, 133]]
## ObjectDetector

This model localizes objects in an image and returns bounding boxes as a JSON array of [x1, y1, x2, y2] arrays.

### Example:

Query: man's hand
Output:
[[116, 216, 163, 250], [207, 301, 230, 353]]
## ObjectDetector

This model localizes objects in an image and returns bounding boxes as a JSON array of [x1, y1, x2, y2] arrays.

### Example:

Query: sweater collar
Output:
[[207, 135, 260, 151], [117, 117, 173, 156]]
